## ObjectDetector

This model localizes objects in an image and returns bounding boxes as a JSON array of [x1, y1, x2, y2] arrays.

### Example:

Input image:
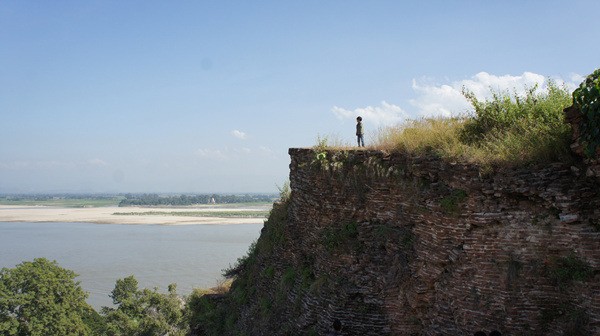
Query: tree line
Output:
[[118, 193, 277, 206]]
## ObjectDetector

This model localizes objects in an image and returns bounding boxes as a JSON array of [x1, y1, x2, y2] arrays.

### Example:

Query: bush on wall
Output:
[[573, 68, 600, 157]]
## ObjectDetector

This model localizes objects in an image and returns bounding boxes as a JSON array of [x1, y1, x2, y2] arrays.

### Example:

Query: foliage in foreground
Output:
[[0, 258, 93, 336], [189, 198, 291, 335], [0, 259, 188, 336], [101, 276, 187, 336], [375, 79, 574, 166]]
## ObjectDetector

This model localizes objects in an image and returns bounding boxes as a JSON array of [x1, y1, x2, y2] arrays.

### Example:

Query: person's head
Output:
[[333, 319, 342, 331], [357, 116, 362, 122], [489, 331, 501, 336], [474, 332, 487, 336]]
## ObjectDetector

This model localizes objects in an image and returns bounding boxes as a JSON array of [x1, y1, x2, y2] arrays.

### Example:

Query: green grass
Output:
[[367, 80, 573, 166]]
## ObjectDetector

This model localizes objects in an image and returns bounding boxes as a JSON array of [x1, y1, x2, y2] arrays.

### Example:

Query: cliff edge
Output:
[[194, 148, 600, 336]]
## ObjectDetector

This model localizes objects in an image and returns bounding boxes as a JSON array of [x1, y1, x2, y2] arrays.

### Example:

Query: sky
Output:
[[1, 1, 599, 194]]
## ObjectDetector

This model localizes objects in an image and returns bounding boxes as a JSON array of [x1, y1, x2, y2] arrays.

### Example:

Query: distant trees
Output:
[[0, 258, 95, 336], [118, 193, 276, 207]]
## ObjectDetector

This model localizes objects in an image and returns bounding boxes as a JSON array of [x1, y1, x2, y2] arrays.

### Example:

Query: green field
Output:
[[0, 196, 123, 208], [0, 196, 275, 208]]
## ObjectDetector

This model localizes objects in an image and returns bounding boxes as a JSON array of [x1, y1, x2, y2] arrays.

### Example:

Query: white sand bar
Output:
[[0, 205, 269, 225]]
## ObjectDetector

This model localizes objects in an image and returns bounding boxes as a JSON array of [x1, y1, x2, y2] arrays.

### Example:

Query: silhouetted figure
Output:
[[327, 318, 342, 335], [489, 331, 502, 336], [356, 116, 364, 147]]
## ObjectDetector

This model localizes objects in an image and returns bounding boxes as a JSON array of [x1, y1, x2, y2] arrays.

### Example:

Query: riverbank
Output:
[[0, 205, 269, 225]]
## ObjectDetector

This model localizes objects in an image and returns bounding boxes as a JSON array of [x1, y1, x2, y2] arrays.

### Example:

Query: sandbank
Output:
[[0, 205, 268, 225]]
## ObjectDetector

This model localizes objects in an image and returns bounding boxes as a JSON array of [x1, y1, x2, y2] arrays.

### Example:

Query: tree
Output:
[[0, 258, 93, 336], [111, 275, 139, 305], [102, 276, 187, 336]]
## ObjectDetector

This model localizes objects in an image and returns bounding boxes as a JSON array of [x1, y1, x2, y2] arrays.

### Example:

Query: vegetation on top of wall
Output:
[[572, 68, 600, 157], [374, 79, 573, 166]]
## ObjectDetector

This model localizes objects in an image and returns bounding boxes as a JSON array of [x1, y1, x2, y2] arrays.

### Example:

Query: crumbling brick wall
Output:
[[230, 148, 599, 336]]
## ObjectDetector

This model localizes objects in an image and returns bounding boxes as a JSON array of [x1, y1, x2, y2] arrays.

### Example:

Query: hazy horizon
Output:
[[0, 191, 280, 196], [2, 1, 599, 194]]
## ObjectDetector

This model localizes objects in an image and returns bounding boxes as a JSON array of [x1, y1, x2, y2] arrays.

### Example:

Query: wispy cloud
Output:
[[231, 129, 247, 140], [87, 158, 108, 166], [0, 159, 109, 170], [259, 146, 273, 155], [196, 145, 278, 161], [197, 148, 228, 160], [332, 101, 409, 126]]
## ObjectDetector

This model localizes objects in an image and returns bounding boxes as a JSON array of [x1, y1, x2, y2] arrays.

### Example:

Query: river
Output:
[[0, 222, 262, 310]]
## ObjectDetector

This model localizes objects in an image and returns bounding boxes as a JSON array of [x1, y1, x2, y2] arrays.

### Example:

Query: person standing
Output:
[[356, 116, 365, 147]]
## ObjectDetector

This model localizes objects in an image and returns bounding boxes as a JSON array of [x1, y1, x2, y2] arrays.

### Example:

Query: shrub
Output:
[[101, 276, 187, 336], [572, 68, 600, 157], [374, 79, 573, 166], [276, 181, 291, 202], [222, 240, 258, 278], [440, 189, 467, 214], [186, 289, 229, 336], [460, 80, 572, 164], [546, 254, 595, 290]]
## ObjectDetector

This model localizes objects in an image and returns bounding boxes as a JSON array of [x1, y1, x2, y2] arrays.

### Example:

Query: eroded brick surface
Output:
[[231, 148, 599, 336]]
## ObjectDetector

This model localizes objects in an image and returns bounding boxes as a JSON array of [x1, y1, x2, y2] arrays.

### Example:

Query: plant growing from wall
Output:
[[546, 254, 595, 290], [572, 68, 600, 157], [312, 136, 330, 169], [322, 221, 360, 251], [281, 268, 296, 288], [222, 240, 258, 278], [276, 181, 291, 202], [440, 189, 467, 214]]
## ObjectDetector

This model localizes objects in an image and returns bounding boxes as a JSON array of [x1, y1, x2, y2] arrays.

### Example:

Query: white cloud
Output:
[[410, 81, 470, 117], [231, 129, 247, 140], [332, 101, 409, 126], [235, 147, 251, 154]]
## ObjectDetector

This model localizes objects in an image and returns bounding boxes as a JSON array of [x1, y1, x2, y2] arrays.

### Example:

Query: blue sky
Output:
[[1, 1, 599, 194]]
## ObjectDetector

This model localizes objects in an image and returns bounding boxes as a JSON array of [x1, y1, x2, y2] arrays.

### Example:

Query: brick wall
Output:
[[228, 148, 599, 336]]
